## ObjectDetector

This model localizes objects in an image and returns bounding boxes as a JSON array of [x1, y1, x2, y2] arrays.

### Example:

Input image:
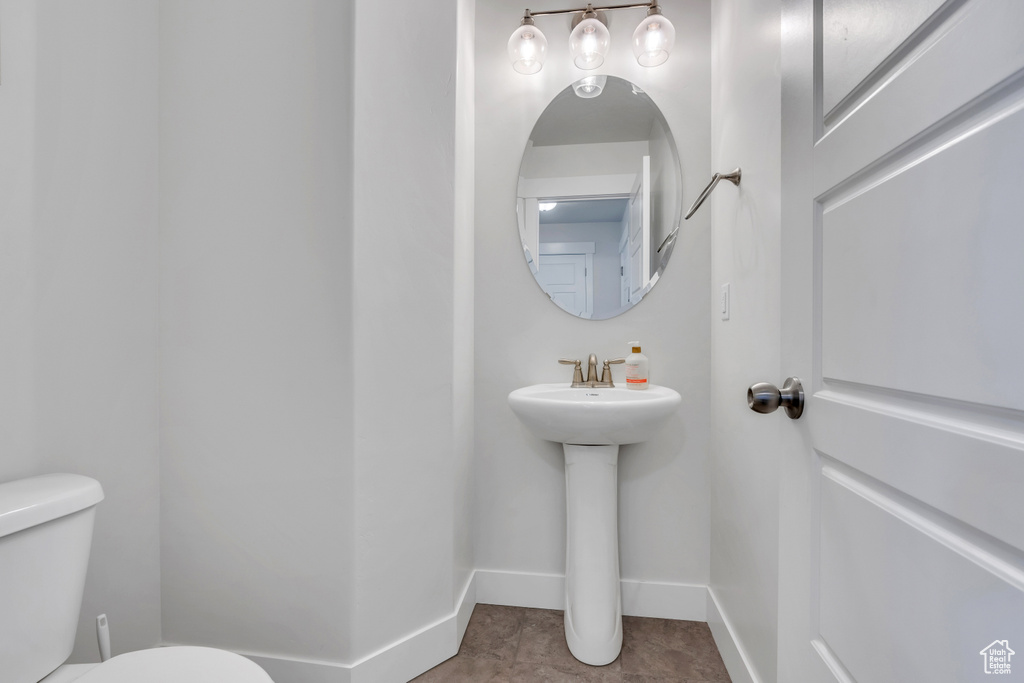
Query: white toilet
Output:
[[0, 473, 274, 683]]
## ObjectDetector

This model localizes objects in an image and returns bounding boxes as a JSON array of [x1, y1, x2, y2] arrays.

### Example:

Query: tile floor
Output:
[[411, 604, 732, 682]]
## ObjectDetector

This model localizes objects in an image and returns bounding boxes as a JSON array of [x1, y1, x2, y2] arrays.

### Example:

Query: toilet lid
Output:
[[73, 646, 274, 683]]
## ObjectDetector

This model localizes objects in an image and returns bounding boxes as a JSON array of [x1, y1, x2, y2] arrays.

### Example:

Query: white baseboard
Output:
[[454, 570, 477, 644], [475, 569, 565, 610], [181, 573, 479, 683], [706, 587, 760, 683], [176, 572, 712, 683], [243, 652, 350, 683], [620, 578, 707, 621], [347, 614, 456, 683], [348, 572, 477, 683], [475, 569, 708, 622]]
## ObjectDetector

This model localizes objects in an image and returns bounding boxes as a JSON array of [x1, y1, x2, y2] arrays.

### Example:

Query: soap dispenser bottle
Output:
[[625, 341, 649, 390]]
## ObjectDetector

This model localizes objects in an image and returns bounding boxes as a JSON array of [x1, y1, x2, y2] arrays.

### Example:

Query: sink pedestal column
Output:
[[563, 443, 622, 666]]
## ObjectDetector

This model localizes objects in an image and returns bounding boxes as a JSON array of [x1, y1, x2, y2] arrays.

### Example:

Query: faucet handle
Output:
[[558, 358, 585, 386], [601, 358, 626, 385]]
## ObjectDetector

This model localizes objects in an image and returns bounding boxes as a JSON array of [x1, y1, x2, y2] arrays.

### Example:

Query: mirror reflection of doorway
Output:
[[534, 196, 635, 319], [527, 152, 653, 320]]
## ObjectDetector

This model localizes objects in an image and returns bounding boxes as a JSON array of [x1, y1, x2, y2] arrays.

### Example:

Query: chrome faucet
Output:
[[559, 354, 625, 388]]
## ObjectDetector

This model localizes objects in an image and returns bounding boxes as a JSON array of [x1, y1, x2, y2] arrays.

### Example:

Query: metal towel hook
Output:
[[684, 168, 741, 220]]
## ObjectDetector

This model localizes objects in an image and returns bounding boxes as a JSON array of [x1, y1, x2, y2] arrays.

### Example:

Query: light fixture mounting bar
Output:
[[525, 2, 654, 19], [509, 0, 672, 73]]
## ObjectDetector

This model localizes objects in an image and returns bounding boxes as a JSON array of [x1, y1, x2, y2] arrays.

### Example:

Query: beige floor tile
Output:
[[620, 617, 729, 681], [411, 654, 514, 682], [460, 603, 525, 661], [510, 660, 622, 682], [516, 608, 622, 675], [414, 605, 730, 683]]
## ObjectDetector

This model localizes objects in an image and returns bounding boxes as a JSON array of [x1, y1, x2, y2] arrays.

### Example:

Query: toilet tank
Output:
[[0, 474, 104, 683]]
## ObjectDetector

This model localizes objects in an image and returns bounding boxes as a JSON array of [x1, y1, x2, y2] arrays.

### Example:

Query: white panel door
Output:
[[520, 195, 540, 270], [628, 156, 651, 300], [780, 1, 1024, 681], [538, 253, 591, 318], [620, 246, 630, 307]]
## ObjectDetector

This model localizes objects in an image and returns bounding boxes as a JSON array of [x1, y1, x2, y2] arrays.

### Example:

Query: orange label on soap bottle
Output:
[[626, 378, 647, 384]]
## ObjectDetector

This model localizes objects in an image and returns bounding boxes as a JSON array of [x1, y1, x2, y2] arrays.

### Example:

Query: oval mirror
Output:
[[517, 76, 682, 320]]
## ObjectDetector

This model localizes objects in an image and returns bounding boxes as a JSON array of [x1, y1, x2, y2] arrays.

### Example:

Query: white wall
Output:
[[0, 0, 163, 662], [453, 0, 477, 617], [522, 140, 649, 179], [159, 0, 355, 663], [0, 0, 38, 480], [160, 0, 471, 674], [474, 0, 712, 599], [708, 0, 782, 681], [349, 0, 462, 662], [1, 0, 470, 674]]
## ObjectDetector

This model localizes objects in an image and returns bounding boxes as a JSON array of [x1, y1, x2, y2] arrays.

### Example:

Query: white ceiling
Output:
[[538, 197, 629, 224], [529, 76, 663, 147]]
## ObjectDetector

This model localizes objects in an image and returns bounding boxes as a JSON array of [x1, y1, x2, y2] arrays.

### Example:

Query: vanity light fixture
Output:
[[538, 202, 558, 211], [569, 6, 611, 69], [508, 1, 675, 74], [508, 11, 549, 74], [573, 74, 608, 98], [632, 2, 675, 66]]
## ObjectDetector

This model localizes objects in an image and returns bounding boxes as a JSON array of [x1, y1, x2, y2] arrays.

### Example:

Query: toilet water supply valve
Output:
[[97, 614, 111, 662]]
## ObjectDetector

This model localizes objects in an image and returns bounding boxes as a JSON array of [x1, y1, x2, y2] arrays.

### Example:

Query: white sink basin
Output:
[[508, 381, 682, 665], [508, 383, 682, 445]]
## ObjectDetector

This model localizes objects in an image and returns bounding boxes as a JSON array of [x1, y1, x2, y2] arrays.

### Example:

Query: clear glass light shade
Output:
[[569, 17, 610, 70], [508, 23, 548, 74], [632, 12, 676, 67], [573, 75, 607, 99]]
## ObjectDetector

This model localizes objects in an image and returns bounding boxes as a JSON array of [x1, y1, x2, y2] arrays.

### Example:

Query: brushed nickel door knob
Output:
[[747, 377, 804, 419]]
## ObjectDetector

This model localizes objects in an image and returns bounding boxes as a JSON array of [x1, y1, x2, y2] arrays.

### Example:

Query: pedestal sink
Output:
[[507, 383, 682, 665]]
